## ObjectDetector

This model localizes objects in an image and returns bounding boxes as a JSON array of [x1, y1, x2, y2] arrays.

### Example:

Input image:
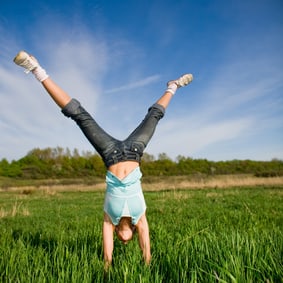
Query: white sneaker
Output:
[[13, 51, 39, 73], [167, 74, 193, 88]]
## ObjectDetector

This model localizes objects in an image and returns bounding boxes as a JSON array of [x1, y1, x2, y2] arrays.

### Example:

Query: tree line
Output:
[[0, 147, 282, 179]]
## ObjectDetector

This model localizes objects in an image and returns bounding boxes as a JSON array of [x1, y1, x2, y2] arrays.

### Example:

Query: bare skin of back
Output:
[[108, 161, 139, 179]]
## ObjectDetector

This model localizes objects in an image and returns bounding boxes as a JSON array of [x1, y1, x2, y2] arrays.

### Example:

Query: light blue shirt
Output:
[[104, 167, 146, 225]]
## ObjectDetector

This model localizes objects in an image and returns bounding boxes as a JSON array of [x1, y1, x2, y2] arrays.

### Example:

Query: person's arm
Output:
[[136, 214, 151, 264], [103, 213, 115, 270]]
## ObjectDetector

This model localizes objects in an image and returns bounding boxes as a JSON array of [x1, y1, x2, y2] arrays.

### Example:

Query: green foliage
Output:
[[1, 147, 283, 179], [0, 159, 22, 178], [0, 187, 282, 282]]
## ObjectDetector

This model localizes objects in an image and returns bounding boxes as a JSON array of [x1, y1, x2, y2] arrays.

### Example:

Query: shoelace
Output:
[[19, 57, 38, 73]]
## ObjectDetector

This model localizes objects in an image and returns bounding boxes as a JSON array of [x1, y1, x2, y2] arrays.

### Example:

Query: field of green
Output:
[[0, 185, 282, 282]]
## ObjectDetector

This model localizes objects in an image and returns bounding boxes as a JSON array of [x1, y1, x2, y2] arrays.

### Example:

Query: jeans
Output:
[[62, 99, 165, 167]]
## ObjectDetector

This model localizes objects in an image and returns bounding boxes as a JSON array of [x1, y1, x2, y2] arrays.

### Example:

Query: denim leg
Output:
[[125, 103, 165, 149], [61, 99, 118, 159]]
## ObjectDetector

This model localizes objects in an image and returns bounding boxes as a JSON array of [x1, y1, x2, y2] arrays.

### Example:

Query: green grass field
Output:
[[0, 185, 282, 282]]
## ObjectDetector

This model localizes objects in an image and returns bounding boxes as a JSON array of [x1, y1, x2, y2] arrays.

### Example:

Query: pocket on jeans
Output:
[[105, 147, 123, 163], [131, 142, 144, 155]]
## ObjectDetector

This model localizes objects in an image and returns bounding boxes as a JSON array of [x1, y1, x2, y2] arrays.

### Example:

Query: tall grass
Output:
[[0, 186, 282, 282]]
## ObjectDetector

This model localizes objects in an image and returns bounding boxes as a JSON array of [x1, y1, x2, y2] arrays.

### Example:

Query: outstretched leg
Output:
[[125, 74, 193, 147], [14, 51, 71, 108], [156, 73, 193, 109], [13, 51, 118, 162]]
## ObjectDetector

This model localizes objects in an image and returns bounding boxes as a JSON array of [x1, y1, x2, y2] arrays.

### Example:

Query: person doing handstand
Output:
[[13, 50, 193, 268]]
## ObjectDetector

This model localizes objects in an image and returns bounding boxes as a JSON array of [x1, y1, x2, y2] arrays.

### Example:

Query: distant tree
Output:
[[87, 154, 105, 177], [0, 158, 24, 178], [158, 152, 171, 161], [176, 155, 186, 162], [142, 153, 155, 162], [82, 150, 94, 158], [73, 148, 80, 158], [0, 158, 9, 174], [2, 146, 283, 179]]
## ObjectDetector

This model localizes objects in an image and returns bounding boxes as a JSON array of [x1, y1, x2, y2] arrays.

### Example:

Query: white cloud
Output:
[[146, 114, 254, 159], [105, 75, 160, 94]]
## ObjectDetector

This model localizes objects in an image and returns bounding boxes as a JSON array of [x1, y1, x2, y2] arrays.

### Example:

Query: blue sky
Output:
[[1, 0, 283, 161]]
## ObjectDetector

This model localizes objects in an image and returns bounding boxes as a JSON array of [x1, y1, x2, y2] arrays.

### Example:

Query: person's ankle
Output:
[[32, 66, 49, 82], [166, 82, 177, 95]]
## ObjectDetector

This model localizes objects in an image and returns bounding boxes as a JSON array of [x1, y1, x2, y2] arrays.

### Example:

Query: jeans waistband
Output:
[[104, 150, 141, 167]]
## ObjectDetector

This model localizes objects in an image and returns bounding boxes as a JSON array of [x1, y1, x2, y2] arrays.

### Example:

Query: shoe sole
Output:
[[13, 51, 29, 64], [178, 74, 193, 87]]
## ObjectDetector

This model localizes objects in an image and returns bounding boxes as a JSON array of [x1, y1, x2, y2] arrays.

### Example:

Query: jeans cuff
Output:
[[61, 99, 81, 117], [152, 103, 165, 113]]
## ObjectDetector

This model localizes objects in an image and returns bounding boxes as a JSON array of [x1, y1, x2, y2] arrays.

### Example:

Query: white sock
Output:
[[32, 65, 49, 82], [166, 82, 178, 95]]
